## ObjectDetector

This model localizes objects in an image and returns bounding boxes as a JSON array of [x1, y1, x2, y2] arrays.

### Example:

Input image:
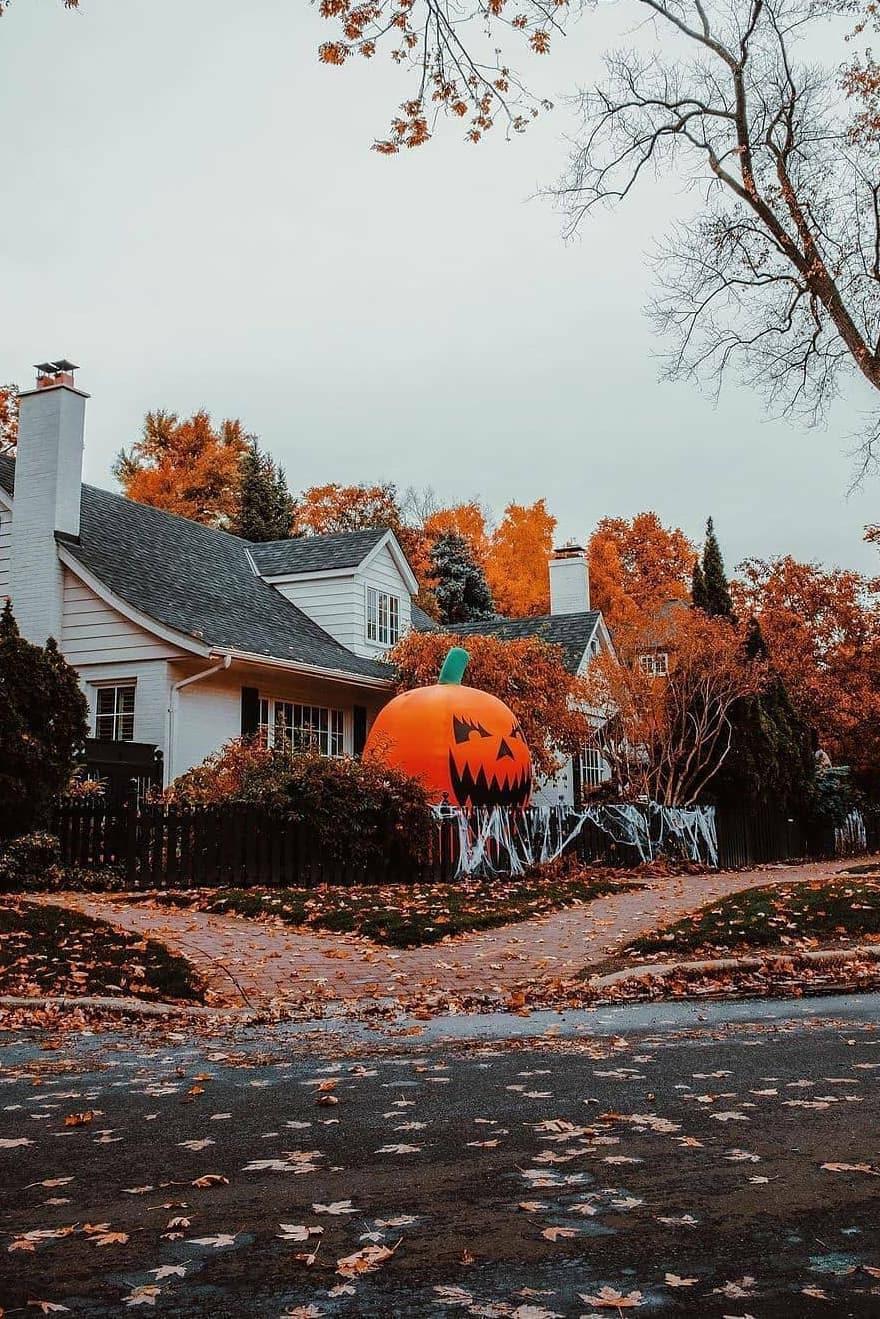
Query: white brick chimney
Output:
[[549, 542, 590, 615], [9, 360, 88, 643]]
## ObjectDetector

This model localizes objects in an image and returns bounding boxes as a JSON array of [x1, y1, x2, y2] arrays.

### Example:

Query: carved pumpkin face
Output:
[[363, 647, 532, 810]]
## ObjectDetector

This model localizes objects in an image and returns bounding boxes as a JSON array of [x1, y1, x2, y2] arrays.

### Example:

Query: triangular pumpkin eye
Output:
[[453, 715, 492, 744]]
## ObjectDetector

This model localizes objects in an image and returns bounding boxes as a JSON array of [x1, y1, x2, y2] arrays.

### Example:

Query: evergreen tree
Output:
[[691, 556, 708, 611], [700, 517, 735, 618], [430, 532, 496, 624], [0, 603, 88, 839], [711, 617, 816, 813], [232, 440, 296, 542]]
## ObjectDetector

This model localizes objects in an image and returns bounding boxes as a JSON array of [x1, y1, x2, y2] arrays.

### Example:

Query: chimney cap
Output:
[[552, 541, 586, 558], [35, 359, 79, 375]]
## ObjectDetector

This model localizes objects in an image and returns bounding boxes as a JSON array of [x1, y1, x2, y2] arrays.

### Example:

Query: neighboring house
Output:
[[0, 361, 613, 807], [412, 544, 616, 808], [0, 363, 416, 796]]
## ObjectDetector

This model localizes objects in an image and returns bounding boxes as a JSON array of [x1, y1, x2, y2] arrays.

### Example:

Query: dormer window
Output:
[[366, 587, 400, 647]]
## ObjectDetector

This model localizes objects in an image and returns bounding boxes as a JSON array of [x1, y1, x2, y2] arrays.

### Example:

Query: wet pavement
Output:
[[2, 995, 880, 1316]]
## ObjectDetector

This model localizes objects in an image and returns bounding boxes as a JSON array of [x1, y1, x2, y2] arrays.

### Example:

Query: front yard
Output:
[[0, 901, 204, 1003], [145, 864, 642, 948]]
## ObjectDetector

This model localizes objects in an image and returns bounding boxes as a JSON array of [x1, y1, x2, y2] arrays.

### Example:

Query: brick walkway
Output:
[[33, 856, 875, 1011]]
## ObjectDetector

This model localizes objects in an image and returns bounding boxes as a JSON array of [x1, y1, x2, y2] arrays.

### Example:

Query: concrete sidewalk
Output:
[[29, 855, 875, 1011]]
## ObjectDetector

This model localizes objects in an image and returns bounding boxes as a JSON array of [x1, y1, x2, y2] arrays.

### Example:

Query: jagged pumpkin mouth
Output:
[[447, 751, 532, 810]]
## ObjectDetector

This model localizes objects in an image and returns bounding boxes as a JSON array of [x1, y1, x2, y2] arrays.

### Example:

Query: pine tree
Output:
[[0, 602, 88, 839], [232, 440, 296, 542], [711, 617, 816, 813], [700, 517, 734, 618], [430, 532, 496, 624]]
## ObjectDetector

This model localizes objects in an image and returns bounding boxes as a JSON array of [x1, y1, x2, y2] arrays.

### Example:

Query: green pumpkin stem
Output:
[[438, 646, 469, 685]]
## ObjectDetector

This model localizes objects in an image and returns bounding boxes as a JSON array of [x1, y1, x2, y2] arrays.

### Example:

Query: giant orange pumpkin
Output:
[[364, 647, 532, 809]]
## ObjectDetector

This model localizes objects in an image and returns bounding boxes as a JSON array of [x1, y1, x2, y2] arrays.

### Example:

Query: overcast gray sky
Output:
[[2, 0, 877, 573]]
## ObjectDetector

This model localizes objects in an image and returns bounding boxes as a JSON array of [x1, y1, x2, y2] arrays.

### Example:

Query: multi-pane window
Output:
[[366, 587, 400, 647], [94, 684, 135, 742], [258, 697, 345, 757], [638, 652, 669, 678], [578, 746, 608, 791]]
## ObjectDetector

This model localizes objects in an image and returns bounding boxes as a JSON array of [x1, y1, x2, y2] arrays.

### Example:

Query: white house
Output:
[[0, 360, 611, 805]]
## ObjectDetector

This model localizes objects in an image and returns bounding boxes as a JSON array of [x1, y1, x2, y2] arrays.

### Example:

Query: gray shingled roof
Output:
[[250, 527, 388, 577], [413, 609, 601, 674], [0, 454, 391, 681]]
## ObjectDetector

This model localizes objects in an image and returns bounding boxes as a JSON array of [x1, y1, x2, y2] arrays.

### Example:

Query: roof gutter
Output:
[[210, 647, 394, 690], [166, 653, 232, 784]]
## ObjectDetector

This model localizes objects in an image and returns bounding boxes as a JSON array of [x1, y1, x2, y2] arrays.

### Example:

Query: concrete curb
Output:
[[588, 945, 880, 989]]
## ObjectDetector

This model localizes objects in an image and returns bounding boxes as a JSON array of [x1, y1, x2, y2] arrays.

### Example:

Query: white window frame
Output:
[[258, 696, 346, 757], [365, 585, 401, 647], [578, 746, 609, 791], [638, 652, 669, 678], [93, 682, 136, 743]]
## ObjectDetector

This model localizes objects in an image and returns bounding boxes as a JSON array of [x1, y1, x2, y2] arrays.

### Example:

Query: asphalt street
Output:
[[2, 996, 880, 1317]]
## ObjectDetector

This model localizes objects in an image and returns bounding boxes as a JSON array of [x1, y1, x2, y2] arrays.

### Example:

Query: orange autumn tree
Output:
[[585, 610, 766, 805], [0, 384, 18, 455], [485, 499, 556, 616], [295, 481, 406, 537], [114, 410, 251, 528], [588, 514, 696, 636], [734, 556, 880, 778], [390, 629, 591, 778]]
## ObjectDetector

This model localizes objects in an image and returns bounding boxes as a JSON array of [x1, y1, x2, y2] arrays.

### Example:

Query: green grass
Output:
[[150, 868, 641, 948], [625, 876, 880, 962], [0, 902, 204, 1002]]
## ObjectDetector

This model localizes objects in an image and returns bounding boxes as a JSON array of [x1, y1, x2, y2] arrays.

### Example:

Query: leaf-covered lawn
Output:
[[150, 867, 641, 948], [626, 874, 880, 961], [0, 902, 204, 1002]]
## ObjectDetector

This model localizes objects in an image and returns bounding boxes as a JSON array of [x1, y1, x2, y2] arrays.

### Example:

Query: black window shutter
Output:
[[241, 686, 260, 739], [353, 705, 368, 757], [571, 750, 583, 811]]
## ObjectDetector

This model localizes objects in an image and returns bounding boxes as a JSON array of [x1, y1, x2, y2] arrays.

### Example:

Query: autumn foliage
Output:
[[734, 556, 880, 782], [0, 383, 18, 455], [114, 410, 251, 528], [585, 610, 766, 805], [588, 514, 696, 635], [390, 628, 591, 778], [484, 500, 556, 616]]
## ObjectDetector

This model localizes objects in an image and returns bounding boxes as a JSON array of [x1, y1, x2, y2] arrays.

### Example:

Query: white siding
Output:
[[353, 543, 413, 659], [274, 574, 361, 650], [0, 506, 11, 598], [168, 662, 391, 780], [76, 659, 172, 754], [61, 572, 186, 665]]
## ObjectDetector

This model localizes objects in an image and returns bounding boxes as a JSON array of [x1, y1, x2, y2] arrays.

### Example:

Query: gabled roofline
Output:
[[260, 529, 420, 595], [575, 614, 617, 674], [57, 546, 213, 659], [360, 529, 420, 595]]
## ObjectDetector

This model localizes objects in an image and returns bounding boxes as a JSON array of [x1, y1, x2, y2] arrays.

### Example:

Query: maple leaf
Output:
[[313, 1200, 356, 1215], [278, 1224, 323, 1242], [376, 1143, 422, 1154], [579, 1287, 644, 1308], [665, 1273, 698, 1286], [63, 1111, 95, 1126], [89, 1231, 129, 1246], [541, 1226, 578, 1241], [123, 1287, 162, 1308], [0, 1137, 33, 1148], [336, 1242, 396, 1277], [188, 1233, 238, 1249], [191, 1173, 229, 1187], [149, 1265, 186, 1281]]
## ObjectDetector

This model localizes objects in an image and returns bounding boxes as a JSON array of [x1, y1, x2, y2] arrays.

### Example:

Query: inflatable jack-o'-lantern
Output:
[[363, 647, 532, 809]]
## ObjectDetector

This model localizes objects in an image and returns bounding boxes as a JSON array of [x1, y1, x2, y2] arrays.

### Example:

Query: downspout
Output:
[[166, 653, 232, 785]]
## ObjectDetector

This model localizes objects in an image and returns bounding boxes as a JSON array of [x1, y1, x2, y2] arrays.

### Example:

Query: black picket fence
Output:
[[51, 797, 875, 888]]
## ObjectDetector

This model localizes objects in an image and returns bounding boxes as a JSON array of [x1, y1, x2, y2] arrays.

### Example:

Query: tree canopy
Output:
[[429, 532, 496, 624], [588, 513, 696, 634], [231, 440, 297, 542]]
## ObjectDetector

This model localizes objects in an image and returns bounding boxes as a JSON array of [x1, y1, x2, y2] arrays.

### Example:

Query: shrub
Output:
[[0, 831, 63, 893], [0, 602, 88, 840], [164, 740, 434, 872]]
